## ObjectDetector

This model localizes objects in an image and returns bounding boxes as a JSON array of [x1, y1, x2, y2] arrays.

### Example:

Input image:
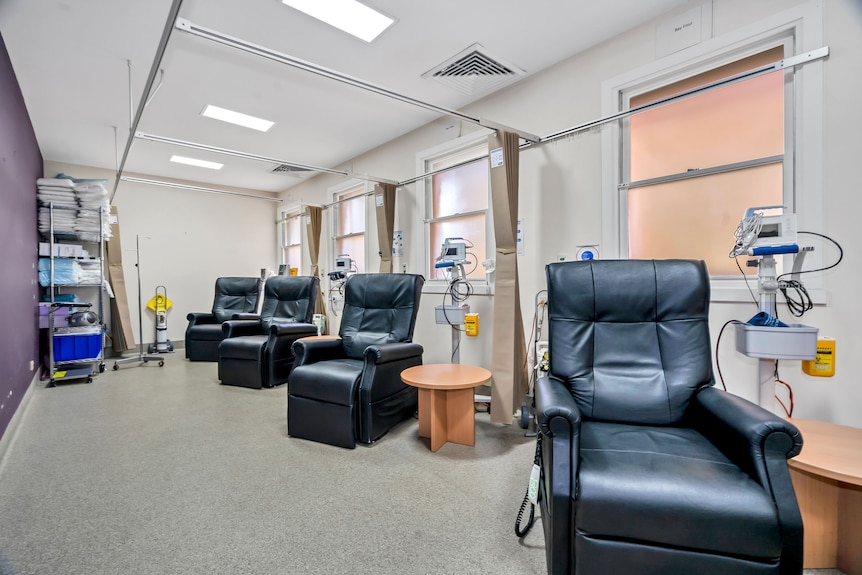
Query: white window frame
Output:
[[601, 3, 824, 303], [329, 178, 371, 275], [278, 204, 304, 273], [416, 130, 494, 295]]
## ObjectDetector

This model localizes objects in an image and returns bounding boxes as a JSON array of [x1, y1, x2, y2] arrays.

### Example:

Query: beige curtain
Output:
[[488, 130, 528, 425], [105, 206, 135, 351], [305, 205, 327, 320], [374, 183, 396, 272]]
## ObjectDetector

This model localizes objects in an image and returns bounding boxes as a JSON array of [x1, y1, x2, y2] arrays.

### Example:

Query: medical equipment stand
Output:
[[451, 263, 492, 406], [113, 235, 164, 370], [754, 254, 780, 411], [449, 262, 466, 365], [744, 250, 815, 412]]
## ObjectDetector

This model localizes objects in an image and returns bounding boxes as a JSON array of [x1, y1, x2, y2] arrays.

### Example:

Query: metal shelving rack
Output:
[[40, 202, 106, 385]]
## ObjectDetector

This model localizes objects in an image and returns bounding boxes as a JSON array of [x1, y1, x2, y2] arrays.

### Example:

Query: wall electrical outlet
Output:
[[29, 360, 35, 371]]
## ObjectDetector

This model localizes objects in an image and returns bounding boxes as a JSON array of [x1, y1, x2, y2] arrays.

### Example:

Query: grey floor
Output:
[[0, 357, 845, 575], [0, 357, 546, 575]]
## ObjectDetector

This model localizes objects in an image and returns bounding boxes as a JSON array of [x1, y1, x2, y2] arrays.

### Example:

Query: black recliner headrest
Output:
[[340, 273, 424, 359], [260, 275, 320, 330], [212, 277, 262, 323]]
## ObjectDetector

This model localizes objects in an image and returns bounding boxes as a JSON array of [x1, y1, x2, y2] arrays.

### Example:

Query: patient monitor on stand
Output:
[[730, 206, 817, 412], [437, 237, 468, 266], [327, 254, 355, 315], [434, 238, 471, 364], [328, 254, 354, 281]]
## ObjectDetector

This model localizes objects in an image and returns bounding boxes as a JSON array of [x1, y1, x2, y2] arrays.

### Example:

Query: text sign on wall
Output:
[[656, 3, 704, 58]]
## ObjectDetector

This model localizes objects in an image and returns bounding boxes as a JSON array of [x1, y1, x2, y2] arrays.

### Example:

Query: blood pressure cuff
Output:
[[746, 311, 788, 328]]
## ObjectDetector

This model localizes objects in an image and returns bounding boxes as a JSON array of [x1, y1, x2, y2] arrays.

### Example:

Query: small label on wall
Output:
[[490, 147, 504, 168], [517, 219, 524, 256], [392, 230, 404, 257], [655, 3, 706, 58]]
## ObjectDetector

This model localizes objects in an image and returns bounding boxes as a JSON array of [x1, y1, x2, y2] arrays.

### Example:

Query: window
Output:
[[332, 183, 367, 274], [626, 47, 784, 276], [602, 5, 824, 300], [419, 133, 491, 284], [279, 207, 303, 274]]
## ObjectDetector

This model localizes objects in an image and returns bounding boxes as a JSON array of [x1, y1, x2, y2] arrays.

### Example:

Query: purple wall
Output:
[[0, 31, 42, 440]]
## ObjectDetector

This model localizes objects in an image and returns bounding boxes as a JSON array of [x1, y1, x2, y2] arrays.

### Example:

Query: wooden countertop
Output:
[[401, 364, 492, 391], [788, 418, 862, 486]]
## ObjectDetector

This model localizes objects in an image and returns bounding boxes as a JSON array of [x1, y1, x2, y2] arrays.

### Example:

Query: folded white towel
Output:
[[74, 183, 107, 193], [37, 178, 75, 188]]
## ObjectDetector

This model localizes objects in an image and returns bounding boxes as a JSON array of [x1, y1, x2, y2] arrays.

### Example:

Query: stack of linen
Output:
[[37, 178, 78, 235], [38, 258, 82, 286], [37, 175, 111, 241]]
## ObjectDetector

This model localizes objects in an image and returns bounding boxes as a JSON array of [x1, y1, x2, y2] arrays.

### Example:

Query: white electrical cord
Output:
[[729, 211, 763, 258]]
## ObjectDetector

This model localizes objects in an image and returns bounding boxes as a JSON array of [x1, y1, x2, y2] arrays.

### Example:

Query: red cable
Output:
[[774, 378, 794, 417]]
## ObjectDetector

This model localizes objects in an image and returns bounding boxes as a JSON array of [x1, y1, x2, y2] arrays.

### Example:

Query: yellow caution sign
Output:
[[802, 338, 835, 377], [146, 294, 173, 312], [465, 313, 479, 336]]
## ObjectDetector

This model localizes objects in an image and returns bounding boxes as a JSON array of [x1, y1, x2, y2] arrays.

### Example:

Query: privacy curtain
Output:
[[488, 130, 528, 425], [305, 205, 327, 319], [105, 206, 135, 351], [374, 183, 396, 272]]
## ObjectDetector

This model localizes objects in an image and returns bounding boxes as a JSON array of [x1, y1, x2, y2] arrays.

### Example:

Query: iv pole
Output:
[[448, 262, 466, 365], [442, 260, 491, 406], [754, 254, 779, 412], [113, 235, 165, 370]]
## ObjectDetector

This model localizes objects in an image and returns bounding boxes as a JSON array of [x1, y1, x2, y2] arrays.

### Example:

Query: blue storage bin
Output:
[[53, 331, 102, 362]]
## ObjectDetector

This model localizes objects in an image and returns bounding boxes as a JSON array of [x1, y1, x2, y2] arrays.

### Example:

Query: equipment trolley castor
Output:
[[519, 404, 531, 429]]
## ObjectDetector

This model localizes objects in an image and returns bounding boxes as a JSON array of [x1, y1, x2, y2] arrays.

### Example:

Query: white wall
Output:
[[279, 0, 862, 427], [44, 160, 281, 348]]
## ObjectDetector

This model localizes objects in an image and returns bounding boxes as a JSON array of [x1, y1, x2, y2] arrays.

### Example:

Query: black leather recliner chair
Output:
[[287, 273, 424, 448], [185, 277, 262, 362], [536, 259, 803, 575], [217, 275, 319, 389]]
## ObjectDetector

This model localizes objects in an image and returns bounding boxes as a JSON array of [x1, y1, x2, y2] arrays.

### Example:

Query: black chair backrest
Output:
[[212, 277, 262, 323], [546, 259, 713, 425], [259, 275, 319, 331], [339, 274, 424, 360]]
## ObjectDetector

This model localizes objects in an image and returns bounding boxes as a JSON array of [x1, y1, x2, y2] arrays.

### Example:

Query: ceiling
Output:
[[0, 0, 690, 194]]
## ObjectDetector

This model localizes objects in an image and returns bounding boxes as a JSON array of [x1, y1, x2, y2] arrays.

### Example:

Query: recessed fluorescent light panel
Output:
[[170, 155, 224, 170], [281, 0, 394, 42], [200, 105, 275, 132]]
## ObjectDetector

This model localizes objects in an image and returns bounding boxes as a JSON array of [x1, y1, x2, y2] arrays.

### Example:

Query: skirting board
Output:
[[0, 371, 39, 474]]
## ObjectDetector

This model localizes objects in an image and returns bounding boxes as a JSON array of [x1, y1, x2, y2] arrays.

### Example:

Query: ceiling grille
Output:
[[433, 52, 514, 78], [423, 44, 524, 96], [269, 163, 315, 178]]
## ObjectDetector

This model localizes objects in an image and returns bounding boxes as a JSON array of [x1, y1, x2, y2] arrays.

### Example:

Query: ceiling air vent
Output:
[[269, 163, 315, 179], [422, 43, 525, 96]]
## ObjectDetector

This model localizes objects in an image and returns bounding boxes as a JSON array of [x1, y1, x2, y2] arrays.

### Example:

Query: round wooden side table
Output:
[[788, 418, 862, 573], [401, 364, 492, 452]]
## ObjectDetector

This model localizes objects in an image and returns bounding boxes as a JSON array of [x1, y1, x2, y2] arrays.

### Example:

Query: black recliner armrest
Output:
[[365, 342, 423, 364], [232, 313, 261, 321], [536, 375, 581, 436], [535, 375, 582, 575], [691, 386, 804, 575], [187, 312, 217, 327], [292, 337, 345, 367], [356, 342, 424, 415], [692, 386, 803, 483], [221, 319, 264, 338], [270, 322, 318, 337]]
